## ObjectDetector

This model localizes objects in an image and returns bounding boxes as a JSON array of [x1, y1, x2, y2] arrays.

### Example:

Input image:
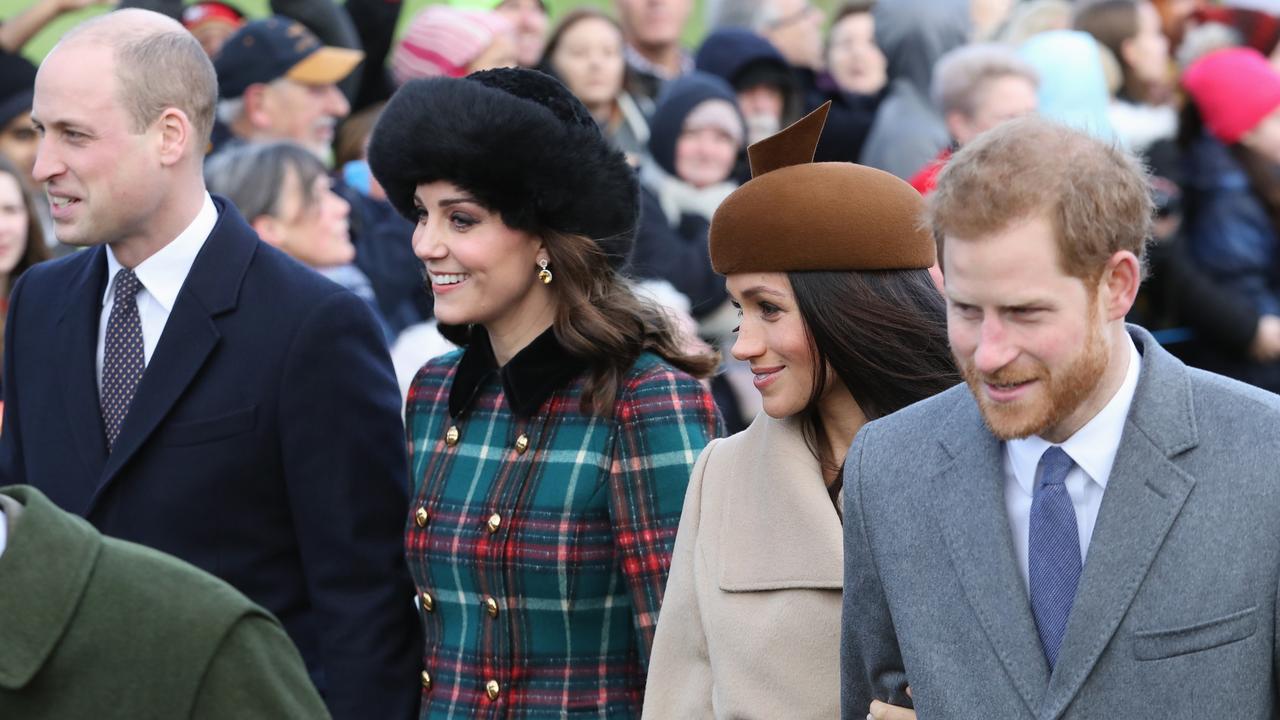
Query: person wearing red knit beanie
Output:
[[1179, 44, 1280, 392], [1184, 46, 1280, 152]]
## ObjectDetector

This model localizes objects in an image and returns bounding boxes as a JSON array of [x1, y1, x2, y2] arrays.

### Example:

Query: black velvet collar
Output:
[[448, 326, 588, 419]]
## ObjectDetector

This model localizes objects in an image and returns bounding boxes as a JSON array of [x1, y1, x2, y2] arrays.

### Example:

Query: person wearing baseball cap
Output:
[[212, 15, 364, 158]]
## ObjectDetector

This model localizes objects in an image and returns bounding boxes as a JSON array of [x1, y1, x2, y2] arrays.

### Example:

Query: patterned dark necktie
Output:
[[100, 268, 145, 449], [1028, 445, 1081, 670]]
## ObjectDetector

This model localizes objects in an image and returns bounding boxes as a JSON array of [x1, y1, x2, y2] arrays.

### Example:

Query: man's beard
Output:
[[958, 316, 1109, 441]]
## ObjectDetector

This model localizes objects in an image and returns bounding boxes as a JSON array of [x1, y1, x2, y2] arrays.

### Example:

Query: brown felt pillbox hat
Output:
[[708, 103, 935, 273]]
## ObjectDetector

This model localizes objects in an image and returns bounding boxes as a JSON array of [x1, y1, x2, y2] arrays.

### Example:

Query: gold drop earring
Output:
[[537, 258, 553, 285]]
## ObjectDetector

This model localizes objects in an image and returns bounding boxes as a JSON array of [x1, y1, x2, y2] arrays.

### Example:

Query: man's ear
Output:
[[1100, 250, 1141, 321], [155, 108, 192, 166]]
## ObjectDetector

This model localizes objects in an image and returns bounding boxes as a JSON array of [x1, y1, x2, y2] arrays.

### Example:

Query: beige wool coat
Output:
[[642, 414, 844, 719]]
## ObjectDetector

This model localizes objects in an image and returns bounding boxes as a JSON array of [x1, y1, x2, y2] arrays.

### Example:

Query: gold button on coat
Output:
[[514, 433, 529, 454], [421, 592, 435, 612], [445, 425, 460, 446], [485, 680, 500, 701], [486, 513, 502, 534], [414, 507, 429, 527], [484, 596, 499, 617], [421, 670, 432, 690]]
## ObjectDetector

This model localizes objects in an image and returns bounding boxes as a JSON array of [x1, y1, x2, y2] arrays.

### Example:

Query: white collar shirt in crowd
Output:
[[1003, 334, 1142, 593], [95, 193, 218, 391]]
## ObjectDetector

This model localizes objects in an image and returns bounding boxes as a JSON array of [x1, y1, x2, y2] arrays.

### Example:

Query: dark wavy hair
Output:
[[787, 268, 959, 479], [439, 227, 719, 416]]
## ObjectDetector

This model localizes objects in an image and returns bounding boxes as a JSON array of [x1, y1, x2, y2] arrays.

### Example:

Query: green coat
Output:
[[0, 485, 332, 719]]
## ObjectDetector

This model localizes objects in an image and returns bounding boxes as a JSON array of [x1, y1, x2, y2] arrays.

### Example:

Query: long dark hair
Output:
[[440, 228, 719, 416], [788, 267, 959, 478]]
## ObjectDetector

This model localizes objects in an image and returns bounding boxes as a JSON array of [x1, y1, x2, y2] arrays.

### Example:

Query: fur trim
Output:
[[367, 68, 638, 267]]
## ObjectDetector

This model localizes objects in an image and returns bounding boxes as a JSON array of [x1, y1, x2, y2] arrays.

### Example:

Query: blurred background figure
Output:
[[812, 0, 887, 162], [632, 72, 754, 430], [1076, 0, 1177, 156], [858, 0, 970, 179], [490, 0, 549, 67], [615, 0, 694, 104], [825, 0, 886, 99], [996, 0, 1073, 45], [0, 50, 47, 251], [1189, 1, 1280, 70], [0, 154, 48, 404], [1018, 29, 1117, 140], [180, 0, 245, 57], [706, 0, 825, 73], [212, 16, 364, 158], [391, 5, 515, 84], [541, 8, 650, 161], [972, 0, 1017, 40], [910, 42, 1038, 195], [1152, 0, 1207, 50], [205, 141, 392, 339], [696, 28, 800, 155], [1179, 46, 1280, 391]]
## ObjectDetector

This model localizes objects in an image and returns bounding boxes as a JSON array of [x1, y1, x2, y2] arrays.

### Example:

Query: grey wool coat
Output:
[[841, 325, 1280, 719], [645, 414, 843, 719]]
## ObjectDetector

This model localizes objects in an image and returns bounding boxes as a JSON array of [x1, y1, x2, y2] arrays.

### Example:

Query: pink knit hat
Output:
[[391, 6, 513, 85], [1183, 47, 1280, 145]]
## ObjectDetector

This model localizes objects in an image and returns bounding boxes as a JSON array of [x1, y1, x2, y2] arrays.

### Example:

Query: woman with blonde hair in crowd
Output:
[[642, 104, 958, 719], [367, 67, 722, 718]]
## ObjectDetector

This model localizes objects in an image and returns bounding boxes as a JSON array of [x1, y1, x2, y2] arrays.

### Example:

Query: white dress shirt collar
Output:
[[1007, 334, 1143, 493], [102, 193, 218, 310]]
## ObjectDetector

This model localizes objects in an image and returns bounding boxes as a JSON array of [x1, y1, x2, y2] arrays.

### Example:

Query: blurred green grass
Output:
[[1, 0, 716, 63]]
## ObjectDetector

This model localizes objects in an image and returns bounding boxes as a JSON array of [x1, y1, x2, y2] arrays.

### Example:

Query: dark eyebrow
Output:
[[739, 285, 788, 301], [438, 195, 480, 208], [413, 193, 482, 209]]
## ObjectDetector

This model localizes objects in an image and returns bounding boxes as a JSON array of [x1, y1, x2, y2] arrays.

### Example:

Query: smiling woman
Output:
[[367, 67, 722, 719], [642, 104, 957, 720]]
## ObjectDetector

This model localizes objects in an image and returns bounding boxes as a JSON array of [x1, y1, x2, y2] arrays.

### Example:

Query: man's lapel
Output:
[[931, 393, 1050, 716], [54, 246, 109, 503], [1037, 327, 1198, 720], [89, 200, 257, 511]]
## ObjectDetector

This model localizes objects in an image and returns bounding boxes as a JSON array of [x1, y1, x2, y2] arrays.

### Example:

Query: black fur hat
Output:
[[367, 68, 638, 267]]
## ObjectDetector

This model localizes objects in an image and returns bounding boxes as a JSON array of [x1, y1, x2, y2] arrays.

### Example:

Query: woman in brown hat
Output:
[[642, 104, 958, 719]]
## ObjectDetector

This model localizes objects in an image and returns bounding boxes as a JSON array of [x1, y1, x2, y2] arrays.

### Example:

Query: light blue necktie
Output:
[[1028, 445, 1081, 670]]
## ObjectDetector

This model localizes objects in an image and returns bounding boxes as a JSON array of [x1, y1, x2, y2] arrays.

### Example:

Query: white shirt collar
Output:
[[103, 193, 218, 310], [1006, 334, 1143, 494]]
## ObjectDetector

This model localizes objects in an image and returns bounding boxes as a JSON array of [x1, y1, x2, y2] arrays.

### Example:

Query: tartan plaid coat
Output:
[[404, 328, 723, 718]]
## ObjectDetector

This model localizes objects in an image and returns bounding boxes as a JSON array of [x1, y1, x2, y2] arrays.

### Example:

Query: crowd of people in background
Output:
[[6, 0, 1280, 718], [4, 0, 1280, 415]]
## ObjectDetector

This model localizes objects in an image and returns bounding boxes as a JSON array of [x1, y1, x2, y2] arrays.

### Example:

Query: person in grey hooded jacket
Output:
[[857, 0, 969, 180]]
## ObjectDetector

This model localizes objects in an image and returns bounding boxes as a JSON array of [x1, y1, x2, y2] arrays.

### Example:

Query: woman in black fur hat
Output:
[[367, 67, 723, 718]]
